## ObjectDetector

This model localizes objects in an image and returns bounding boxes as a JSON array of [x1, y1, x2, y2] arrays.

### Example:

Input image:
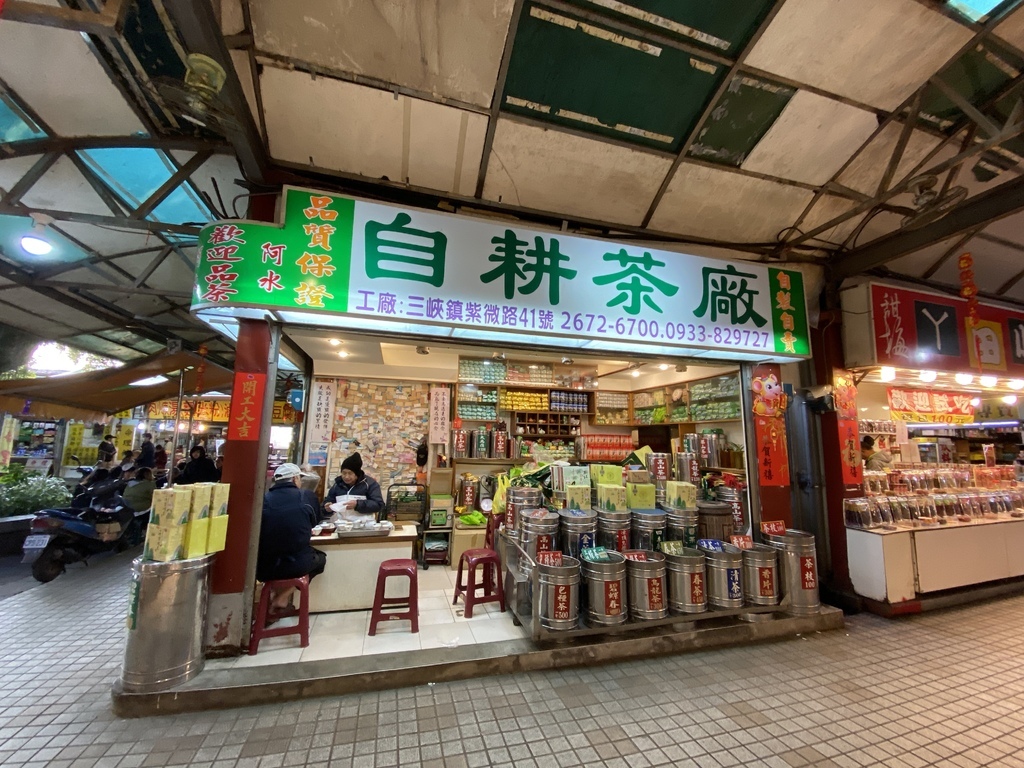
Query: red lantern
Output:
[[957, 253, 973, 270]]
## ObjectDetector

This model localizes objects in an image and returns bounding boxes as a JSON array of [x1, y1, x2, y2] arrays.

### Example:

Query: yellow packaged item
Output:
[[189, 483, 213, 520], [597, 483, 627, 511], [666, 481, 697, 509], [207, 514, 230, 553], [565, 485, 591, 510], [591, 465, 623, 487], [209, 483, 231, 516], [150, 488, 191, 528], [626, 483, 657, 509], [143, 524, 184, 562], [183, 518, 210, 559]]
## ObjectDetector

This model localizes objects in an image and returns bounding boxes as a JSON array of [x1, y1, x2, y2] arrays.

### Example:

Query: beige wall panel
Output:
[[837, 124, 943, 196]]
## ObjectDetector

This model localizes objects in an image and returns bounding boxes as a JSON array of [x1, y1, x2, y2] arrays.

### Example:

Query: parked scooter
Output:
[[23, 463, 149, 583]]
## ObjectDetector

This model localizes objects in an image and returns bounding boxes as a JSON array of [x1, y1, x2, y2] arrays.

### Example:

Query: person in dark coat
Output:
[[323, 452, 384, 517], [257, 463, 327, 614], [97, 434, 116, 466], [136, 433, 155, 469], [179, 445, 220, 484]]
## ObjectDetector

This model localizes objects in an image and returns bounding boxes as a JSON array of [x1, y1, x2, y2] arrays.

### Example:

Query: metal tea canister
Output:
[[558, 508, 598, 558], [623, 550, 668, 620], [663, 505, 699, 548], [519, 510, 560, 578], [473, 429, 490, 458], [697, 500, 734, 542], [597, 508, 631, 552], [538, 555, 581, 631], [698, 539, 744, 609], [491, 429, 509, 459], [505, 486, 543, 539], [764, 529, 820, 615], [452, 429, 469, 459], [580, 549, 627, 626], [661, 545, 707, 614], [459, 477, 477, 509], [630, 509, 666, 551]]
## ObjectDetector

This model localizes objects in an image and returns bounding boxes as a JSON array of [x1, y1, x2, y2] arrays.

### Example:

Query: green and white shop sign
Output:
[[192, 188, 811, 360]]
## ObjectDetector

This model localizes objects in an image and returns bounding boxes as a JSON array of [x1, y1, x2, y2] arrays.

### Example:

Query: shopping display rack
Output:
[[381, 483, 445, 568]]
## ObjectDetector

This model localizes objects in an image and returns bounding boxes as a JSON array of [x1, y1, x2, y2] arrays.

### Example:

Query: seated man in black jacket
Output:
[[257, 463, 327, 616], [322, 452, 385, 518]]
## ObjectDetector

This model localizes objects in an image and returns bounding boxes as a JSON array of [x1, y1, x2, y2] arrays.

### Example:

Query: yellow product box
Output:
[[189, 483, 213, 520], [597, 483, 627, 512], [209, 483, 231, 517], [150, 488, 192, 528], [591, 464, 623, 487], [429, 495, 454, 510], [665, 481, 697, 509], [206, 514, 229, 553], [143, 524, 184, 562], [565, 485, 592, 510], [182, 518, 210, 559], [626, 483, 657, 509]]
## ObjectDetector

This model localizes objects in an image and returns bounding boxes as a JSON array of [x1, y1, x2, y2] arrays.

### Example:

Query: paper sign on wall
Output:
[[429, 386, 451, 444], [227, 372, 266, 441], [308, 378, 336, 444]]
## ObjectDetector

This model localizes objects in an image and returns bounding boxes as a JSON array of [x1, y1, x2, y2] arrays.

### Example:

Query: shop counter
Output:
[[847, 517, 1024, 604], [307, 525, 418, 613]]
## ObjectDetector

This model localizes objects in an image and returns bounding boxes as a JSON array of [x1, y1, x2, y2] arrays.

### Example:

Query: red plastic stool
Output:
[[454, 548, 505, 618], [369, 559, 419, 635], [249, 576, 310, 655]]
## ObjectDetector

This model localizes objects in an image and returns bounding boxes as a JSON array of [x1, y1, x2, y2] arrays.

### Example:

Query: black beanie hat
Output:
[[341, 452, 363, 475]]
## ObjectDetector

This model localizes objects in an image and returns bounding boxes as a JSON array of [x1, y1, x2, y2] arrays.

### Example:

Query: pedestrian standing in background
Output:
[[136, 432, 155, 469]]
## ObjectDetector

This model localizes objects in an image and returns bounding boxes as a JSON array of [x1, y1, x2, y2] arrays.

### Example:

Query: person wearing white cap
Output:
[[257, 463, 327, 617]]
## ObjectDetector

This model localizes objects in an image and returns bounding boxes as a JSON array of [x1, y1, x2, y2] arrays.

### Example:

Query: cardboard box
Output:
[[551, 465, 592, 492], [429, 469, 453, 495], [430, 494, 454, 510], [450, 526, 487, 570], [591, 464, 623, 487], [183, 517, 210, 559], [665, 481, 697, 509], [210, 483, 230, 517], [626, 483, 657, 509], [143, 524, 184, 562], [565, 485, 591, 510], [597, 483, 627, 511], [206, 514, 229, 553], [189, 483, 213, 520], [150, 488, 191, 527], [626, 469, 651, 485]]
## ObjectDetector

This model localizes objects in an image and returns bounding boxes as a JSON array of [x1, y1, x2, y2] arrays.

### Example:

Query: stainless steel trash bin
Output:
[[121, 554, 215, 692]]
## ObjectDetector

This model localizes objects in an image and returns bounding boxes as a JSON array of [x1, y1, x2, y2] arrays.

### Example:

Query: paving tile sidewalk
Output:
[[2, 549, 1023, 767]]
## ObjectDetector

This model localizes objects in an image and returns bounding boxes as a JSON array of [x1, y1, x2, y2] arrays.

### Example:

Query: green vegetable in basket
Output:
[[459, 511, 487, 527]]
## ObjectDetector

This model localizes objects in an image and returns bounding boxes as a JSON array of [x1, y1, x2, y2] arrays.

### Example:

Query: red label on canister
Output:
[[689, 459, 700, 481], [604, 580, 622, 614], [453, 430, 468, 453], [537, 534, 553, 552], [689, 572, 704, 603], [800, 556, 817, 590], [462, 481, 476, 508], [648, 455, 669, 480], [615, 529, 630, 551], [493, 431, 508, 457], [553, 584, 571, 620], [647, 577, 664, 611], [505, 502, 516, 530], [757, 566, 775, 597]]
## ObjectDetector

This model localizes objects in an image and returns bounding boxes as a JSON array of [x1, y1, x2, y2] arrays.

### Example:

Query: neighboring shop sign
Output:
[[307, 378, 336, 444], [428, 386, 450, 444], [147, 399, 298, 425], [227, 372, 266, 441], [116, 425, 134, 455], [750, 364, 789, 487], [192, 188, 812, 359], [833, 370, 862, 486], [0, 415, 16, 467], [854, 282, 1024, 374], [886, 387, 975, 424]]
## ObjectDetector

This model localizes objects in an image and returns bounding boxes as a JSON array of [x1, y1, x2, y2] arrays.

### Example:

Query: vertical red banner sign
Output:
[[833, 370, 862, 486], [227, 372, 267, 441], [751, 364, 790, 487]]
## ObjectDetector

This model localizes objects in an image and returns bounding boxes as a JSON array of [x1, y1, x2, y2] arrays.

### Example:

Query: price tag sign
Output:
[[697, 538, 724, 551], [761, 520, 786, 536], [536, 551, 563, 567], [622, 551, 648, 562], [730, 535, 754, 550]]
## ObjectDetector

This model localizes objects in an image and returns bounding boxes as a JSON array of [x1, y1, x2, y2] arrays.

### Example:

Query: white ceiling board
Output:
[[851, 210, 904, 249], [0, 299, 81, 336], [109, 294, 177, 317], [649, 163, 814, 243], [249, 0, 514, 108], [0, 155, 43, 196], [742, 91, 879, 185], [230, 50, 263, 139], [1003, 276, 1024, 304], [0, 20, 143, 136], [884, 235, 967, 279], [20, 155, 115, 216], [837, 123, 944, 196], [189, 154, 247, 218], [149, 254, 200, 294], [995, 6, 1024, 50], [0, 287, 109, 330], [923, 141, 1021, 201], [930, 239, 1024, 292], [219, 0, 246, 35], [981, 211, 1024, 244], [260, 68, 487, 194], [47, 221, 159, 255], [170, 151, 196, 166], [482, 118, 672, 227], [54, 267, 120, 286], [797, 195, 869, 247], [746, 0, 972, 112]]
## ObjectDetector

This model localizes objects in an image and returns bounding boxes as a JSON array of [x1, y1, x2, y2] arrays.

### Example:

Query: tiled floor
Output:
[[216, 565, 526, 669], [4, 548, 1024, 767]]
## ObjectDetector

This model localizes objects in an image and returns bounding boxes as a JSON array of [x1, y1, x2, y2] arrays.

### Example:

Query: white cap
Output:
[[273, 463, 303, 480]]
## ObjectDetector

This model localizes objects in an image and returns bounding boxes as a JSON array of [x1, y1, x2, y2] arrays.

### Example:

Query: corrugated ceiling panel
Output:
[[980, 210, 1024, 244], [836, 124, 943, 196], [742, 91, 879, 185], [0, 288, 109, 331], [885, 235, 970, 279], [189, 154, 247, 219], [994, 5, 1024, 49], [149, 250, 200, 294], [930, 238, 1024, 292], [250, 0, 514, 108], [20, 156, 114, 217], [688, 75, 794, 167], [745, 0, 973, 111], [0, 300, 83, 338], [0, 155, 42, 195], [562, 0, 775, 54], [0, 21, 143, 136], [648, 163, 814, 242], [44, 222, 158, 256], [481, 117, 672, 226], [260, 68, 487, 195], [797, 195, 871, 247], [502, 3, 723, 152]]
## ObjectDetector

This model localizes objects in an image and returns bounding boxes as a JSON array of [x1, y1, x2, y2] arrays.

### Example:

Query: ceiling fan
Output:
[[899, 174, 968, 230], [150, 53, 241, 135]]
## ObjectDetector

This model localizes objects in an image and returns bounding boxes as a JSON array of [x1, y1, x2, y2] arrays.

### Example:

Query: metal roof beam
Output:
[[129, 151, 212, 220], [0, 152, 60, 205], [134, 247, 174, 288], [833, 172, 1024, 278], [0, 0, 129, 37], [920, 227, 981, 280], [0, 136, 231, 162], [0, 203, 200, 236], [162, 0, 270, 184]]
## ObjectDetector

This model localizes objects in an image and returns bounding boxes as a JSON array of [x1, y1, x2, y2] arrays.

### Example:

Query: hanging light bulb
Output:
[[1009, 380, 1024, 391], [1002, 395, 1018, 405], [879, 366, 896, 382], [20, 213, 54, 256], [919, 370, 937, 383], [954, 373, 973, 386], [970, 397, 981, 407], [980, 376, 998, 387]]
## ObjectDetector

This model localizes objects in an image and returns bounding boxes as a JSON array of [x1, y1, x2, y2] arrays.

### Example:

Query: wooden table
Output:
[[307, 524, 419, 613]]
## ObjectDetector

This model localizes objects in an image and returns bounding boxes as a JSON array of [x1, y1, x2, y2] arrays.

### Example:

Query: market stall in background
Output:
[[840, 280, 1024, 613]]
